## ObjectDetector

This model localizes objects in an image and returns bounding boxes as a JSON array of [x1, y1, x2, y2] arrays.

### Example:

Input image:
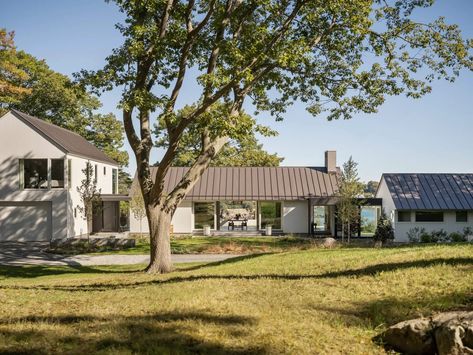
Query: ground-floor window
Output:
[[313, 206, 331, 232], [360, 206, 380, 237], [260, 202, 281, 230], [415, 211, 443, 222], [456, 211, 468, 222], [194, 202, 215, 229], [219, 201, 256, 231]]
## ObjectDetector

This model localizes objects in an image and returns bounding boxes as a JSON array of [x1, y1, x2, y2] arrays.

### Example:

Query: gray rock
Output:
[[381, 311, 473, 355], [321, 237, 337, 248]]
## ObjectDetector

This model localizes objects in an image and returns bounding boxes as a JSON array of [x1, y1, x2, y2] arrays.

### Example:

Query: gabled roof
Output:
[[9, 110, 118, 165], [132, 166, 339, 201], [382, 173, 473, 210]]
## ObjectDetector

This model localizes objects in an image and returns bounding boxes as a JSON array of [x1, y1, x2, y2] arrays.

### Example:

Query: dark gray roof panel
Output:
[[140, 166, 339, 201], [383, 173, 473, 210], [11, 110, 118, 165]]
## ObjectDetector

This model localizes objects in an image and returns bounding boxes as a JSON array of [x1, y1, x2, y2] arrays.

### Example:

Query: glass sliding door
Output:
[[260, 202, 282, 230], [194, 202, 215, 229]]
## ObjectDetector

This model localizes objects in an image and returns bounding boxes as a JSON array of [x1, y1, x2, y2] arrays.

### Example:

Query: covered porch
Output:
[[92, 194, 131, 234]]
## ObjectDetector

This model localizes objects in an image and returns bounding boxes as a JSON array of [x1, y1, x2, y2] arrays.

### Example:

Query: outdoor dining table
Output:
[[228, 219, 248, 230]]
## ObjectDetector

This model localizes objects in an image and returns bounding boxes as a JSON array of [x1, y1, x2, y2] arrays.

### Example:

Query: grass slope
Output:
[[0, 244, 472, 354]]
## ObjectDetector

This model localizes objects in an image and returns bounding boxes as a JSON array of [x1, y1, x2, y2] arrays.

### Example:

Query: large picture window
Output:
[[51, 159, 65, 188], [360, 206, 380, 236], [313, 206, 330, 232], [194, 202, 215, 229], [415, 211, 443, 222], [21, 159, 48, 189], [260, 202, 282, 229]]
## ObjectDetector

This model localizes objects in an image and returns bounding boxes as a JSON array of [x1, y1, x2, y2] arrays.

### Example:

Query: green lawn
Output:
[[0, 244, 472, 354]]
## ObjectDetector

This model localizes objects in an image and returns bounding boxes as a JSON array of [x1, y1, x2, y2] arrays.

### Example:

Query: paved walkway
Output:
[[0, 243, 241, 266]]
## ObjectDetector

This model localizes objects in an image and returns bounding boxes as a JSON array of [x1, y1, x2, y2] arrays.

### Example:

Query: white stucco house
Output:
[[0, 110, 127, 242], [129, 151, 383, 237], [376, 173, 473, 242]]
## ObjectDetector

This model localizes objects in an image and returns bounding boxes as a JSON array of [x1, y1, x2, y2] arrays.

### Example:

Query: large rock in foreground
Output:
[[380, 311, 473, 354]]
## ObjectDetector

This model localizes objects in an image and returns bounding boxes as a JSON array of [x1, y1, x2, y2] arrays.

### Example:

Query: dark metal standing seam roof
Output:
[[382, 173, 473, 210], [10, 110, 118, 166], [139, 166, 339, 201]]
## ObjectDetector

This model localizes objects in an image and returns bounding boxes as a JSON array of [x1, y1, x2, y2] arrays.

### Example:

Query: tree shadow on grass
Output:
[[178, 253, 274, 272], [0, 264, 139, 279], [2, 256, 471, 292], [0, 312, 265, 354]]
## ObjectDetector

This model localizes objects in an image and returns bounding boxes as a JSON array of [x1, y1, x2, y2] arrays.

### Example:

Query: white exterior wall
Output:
[[67, 155, 118, 238], [0, 112, 119, 240], [376, 176, 473, 242], [129, 201, 193, 234], [282, 200, 308, 234], [0, 112, 68, 240], [391, 211, 473, 242], [375, 177, 396, 222]]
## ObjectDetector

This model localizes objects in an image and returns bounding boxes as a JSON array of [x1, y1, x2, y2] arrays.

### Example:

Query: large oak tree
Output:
[[81, 0, 472, 273]]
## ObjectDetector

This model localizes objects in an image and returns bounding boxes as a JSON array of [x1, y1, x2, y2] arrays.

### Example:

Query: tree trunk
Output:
[[145, 205, 173, 273], [347, 223, 351, 244]]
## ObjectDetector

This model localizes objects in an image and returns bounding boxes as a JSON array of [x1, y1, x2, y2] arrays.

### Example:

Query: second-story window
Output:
[[112, 168, 118, 194], [21, 159, 48, 189], [94, 164, 98, 183], [51, 159, 65, 188]]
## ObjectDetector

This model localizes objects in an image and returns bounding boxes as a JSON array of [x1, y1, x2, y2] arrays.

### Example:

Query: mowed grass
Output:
[[0, 245, 472, 354]]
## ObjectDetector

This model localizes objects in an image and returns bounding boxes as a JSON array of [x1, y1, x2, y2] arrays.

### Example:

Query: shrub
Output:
[[449, 232, 467, 243], [407, 227, 426, 243], [373, 210, 394, 245], [419, 229, 448, 243], [463, 227, 473, 241]]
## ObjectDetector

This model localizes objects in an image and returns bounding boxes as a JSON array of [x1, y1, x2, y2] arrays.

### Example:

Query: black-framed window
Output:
[[398, 211, 411, 222], [194, 202, 215, 229], [20, 159, 48, 189], [456, 211, 468, 222], [415, 211, 444, 222], [51, 159, 65, 188]]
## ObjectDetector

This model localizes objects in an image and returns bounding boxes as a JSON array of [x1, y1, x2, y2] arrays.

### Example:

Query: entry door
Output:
[[102, 202, 118, 232]]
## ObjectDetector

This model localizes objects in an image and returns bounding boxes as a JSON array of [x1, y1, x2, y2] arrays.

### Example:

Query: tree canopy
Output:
[[154, 105, 283, 166], [0, 29, 129, 167], [80, 0, 473, 273]]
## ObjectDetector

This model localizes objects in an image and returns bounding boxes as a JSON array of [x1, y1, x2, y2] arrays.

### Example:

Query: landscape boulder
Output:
[[321, 237, 337, 248], [380, 311, 473, 355]]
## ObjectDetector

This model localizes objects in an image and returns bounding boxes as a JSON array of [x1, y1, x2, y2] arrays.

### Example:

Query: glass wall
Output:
[[194, 202, 215, 229], [360, 206, 380, 237], [260, 202, 281, 229], [313, 206, 331, 232]]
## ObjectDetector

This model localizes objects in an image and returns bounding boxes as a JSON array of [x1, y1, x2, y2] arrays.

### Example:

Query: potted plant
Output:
[[203, 224, 211, 236], [265, 224, 272, 236]]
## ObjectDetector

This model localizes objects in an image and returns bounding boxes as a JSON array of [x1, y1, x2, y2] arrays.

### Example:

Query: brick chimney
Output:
[[325, 151, 336, 173]]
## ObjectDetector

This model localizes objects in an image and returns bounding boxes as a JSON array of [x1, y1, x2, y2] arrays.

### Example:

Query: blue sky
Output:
[[1, 0, 472, 181]]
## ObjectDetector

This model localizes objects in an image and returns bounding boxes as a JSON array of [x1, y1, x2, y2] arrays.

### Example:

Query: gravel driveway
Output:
[[0, 242, 241, 266]]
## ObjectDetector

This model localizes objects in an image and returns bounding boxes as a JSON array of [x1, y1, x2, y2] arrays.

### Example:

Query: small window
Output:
[[456, 211, 468, 222], [67, 159, 72, 189], [415, 211, 444, 222], [51, 159, 65, 188], [104, 167, 107, 175], [398, 211, 411, 222], [21, 159, 48, 189], [94, 164, 98, 183], [112, 169, 118, 194]]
